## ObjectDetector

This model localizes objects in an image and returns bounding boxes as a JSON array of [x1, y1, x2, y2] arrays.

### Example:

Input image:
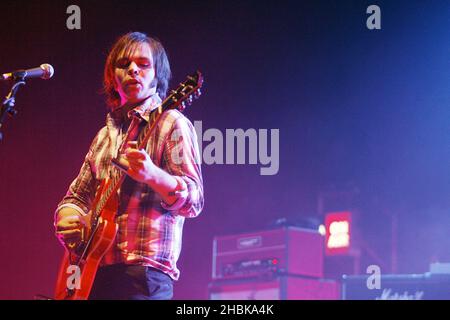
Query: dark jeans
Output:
[[89, 264, 173, 300]]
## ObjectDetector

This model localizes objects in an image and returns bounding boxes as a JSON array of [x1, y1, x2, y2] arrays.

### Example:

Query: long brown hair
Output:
[[103, 32, 171, 108]]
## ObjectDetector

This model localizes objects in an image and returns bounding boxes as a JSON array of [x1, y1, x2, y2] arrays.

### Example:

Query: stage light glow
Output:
[[325, 212, 352, 255], [318, 224, 326, 236]]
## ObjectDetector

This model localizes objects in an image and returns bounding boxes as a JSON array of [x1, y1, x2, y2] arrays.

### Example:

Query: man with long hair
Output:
[[54, 32, 204, 300]]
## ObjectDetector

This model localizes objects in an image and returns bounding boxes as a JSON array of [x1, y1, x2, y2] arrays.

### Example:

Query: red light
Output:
[[325, 211, 352, 256], [272, 259, 278, 265]]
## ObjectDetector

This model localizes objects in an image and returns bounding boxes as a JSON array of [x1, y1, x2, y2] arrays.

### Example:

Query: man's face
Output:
[[114, 42, 157, 107]]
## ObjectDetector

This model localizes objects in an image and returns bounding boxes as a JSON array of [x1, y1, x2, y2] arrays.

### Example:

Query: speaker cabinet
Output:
[[209, 274, 339, 300]]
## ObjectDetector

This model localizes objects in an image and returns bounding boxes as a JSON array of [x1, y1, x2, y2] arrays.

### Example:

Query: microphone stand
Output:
[[0, 73, 26, 141]]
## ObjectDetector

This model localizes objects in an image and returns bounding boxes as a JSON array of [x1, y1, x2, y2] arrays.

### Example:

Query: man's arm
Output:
[[54, 154, 97, 246], [54, 130, 102, 246]]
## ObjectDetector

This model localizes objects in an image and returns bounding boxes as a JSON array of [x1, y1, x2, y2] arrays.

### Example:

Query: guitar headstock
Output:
[[163, 70, 203, 112]]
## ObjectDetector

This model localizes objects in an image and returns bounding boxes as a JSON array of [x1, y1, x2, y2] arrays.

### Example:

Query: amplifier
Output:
[[209, 274, 339, 300], [212, 227, 324, 280], [342, 273, 450, 300]]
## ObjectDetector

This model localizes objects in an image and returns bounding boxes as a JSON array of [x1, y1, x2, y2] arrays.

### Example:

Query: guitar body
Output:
[[54, 179, 119, 300]]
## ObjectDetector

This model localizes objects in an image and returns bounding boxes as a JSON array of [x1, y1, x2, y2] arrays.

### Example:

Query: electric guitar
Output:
[[54, 71, 204, 300]]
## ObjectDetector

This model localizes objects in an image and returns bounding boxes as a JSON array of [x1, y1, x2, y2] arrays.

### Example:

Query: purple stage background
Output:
[[0, 0, 449, 299]]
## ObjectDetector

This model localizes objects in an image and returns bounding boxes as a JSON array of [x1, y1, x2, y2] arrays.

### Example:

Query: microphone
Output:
[[1, 63, 54, 81]]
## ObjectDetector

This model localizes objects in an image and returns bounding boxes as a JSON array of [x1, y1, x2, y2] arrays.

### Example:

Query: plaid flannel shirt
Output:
[[55, 94, 204, 280]]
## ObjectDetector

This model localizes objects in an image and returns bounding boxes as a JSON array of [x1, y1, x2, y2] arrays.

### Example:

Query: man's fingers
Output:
[[56, 229, 81, 236], [55, 221, 81, 231], [127, 158, 145, 168], [56, 225, 78, 232], [126, 141, 138, 149], [115, 156, 130, 170], [62, 215, 81, 224], [125, 149, 146, 160], [56, 231, 82, 244]]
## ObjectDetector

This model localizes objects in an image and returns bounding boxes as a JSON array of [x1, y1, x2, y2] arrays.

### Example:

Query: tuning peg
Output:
[[179, 101, 186, 111], [194, 89, 202, 99]]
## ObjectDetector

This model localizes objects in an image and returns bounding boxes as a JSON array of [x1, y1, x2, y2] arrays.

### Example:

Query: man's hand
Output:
[[119, 141, 179, 205], [120, 141, 158, 185], [55, 207, 88, 248]]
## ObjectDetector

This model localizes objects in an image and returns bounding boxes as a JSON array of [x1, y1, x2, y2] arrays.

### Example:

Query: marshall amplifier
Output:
[[212, 227, 324, 280], [342, 273, 450, 300]]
